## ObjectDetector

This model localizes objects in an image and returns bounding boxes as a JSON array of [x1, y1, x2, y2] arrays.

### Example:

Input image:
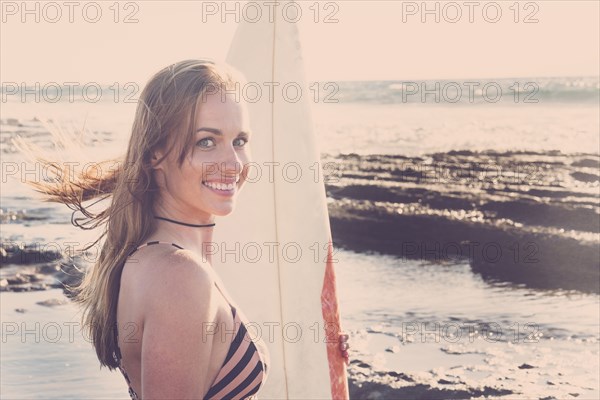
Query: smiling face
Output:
[[152, 91, 252, 220]]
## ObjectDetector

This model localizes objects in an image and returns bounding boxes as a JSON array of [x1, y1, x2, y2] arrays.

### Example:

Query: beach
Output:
[[3, 147, 599, 398], [2, 78, 599, 399], [323, 147, 599, 398], [2, 234, 599, 399], [325, 150, 599, 294], [1, 289, 128, 399]]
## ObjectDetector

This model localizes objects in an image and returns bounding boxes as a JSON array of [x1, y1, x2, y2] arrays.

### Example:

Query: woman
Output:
[[23, 59, 349, 399]]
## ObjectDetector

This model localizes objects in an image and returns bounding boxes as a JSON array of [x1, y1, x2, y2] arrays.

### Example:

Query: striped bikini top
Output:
[[113, 241, 270, 400]]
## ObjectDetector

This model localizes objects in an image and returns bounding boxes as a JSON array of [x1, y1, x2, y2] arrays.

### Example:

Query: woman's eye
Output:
[[196, 137, 216, 148], [234, 137, 249, 147], [196, 136, 248, 148]]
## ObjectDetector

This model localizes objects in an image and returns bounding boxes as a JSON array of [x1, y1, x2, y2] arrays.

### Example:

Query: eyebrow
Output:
[[196, 127, 250, 136]]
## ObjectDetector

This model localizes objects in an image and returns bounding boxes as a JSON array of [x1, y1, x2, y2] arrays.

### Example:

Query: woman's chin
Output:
[[210, 203, 236, 217]]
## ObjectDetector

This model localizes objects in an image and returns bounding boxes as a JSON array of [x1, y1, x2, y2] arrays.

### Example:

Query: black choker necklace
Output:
[[154, 215, 215, 227]]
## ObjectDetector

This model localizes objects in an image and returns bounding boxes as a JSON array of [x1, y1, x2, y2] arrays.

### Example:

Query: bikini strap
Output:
[[128, 241, 184, 257]]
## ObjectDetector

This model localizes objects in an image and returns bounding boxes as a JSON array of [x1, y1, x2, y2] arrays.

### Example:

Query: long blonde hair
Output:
[[16, 59, 245, 369]]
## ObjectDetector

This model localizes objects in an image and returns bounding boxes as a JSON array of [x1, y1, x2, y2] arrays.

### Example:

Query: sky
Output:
[[1, 0, 599, 84]]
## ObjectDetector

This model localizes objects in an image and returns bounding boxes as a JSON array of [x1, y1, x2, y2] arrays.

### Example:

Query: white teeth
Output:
[[203, 181, 235, 191]]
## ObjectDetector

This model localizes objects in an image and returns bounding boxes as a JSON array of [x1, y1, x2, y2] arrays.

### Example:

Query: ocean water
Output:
[[1, 76, 599, 398], [1, 76, 598, 159], [336, 249, 599, 399], [1, 290, 129, 399], [1, 252, 598, 399]]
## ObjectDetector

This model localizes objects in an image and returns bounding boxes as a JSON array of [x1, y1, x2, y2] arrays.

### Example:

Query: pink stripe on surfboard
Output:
[[321, 239, 350, 399]]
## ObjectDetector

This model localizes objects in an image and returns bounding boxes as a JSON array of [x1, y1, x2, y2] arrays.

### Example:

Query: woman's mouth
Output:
[[202, 180, 238, 196]]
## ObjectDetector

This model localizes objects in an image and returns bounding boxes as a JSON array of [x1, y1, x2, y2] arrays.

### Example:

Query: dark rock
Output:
[[572, 158, 600, 168], [570, 171, 599, 183], [348, 379, 513, 400], [518, 363, 536, 369], [387, 371, 415, 382], [38, 263, 61, 274], [324, 150, 600, 294], [7, 274, 31, 285], [1, 243, 62, 265], [11, 285, 31, 292], [36, 298, 69, 307]]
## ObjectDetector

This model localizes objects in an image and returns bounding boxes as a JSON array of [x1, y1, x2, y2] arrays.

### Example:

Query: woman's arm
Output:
[[139, 254, 217, 399]]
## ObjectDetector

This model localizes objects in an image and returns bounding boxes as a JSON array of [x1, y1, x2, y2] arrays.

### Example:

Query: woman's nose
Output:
[[222, 149, 244, 177]]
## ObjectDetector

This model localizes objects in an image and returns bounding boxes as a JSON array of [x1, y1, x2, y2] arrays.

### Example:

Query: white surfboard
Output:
[[211, 1, 349, 399]]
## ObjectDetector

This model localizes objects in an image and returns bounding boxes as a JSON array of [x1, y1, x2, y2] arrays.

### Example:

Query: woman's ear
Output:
[[151, 150, 166, 171]]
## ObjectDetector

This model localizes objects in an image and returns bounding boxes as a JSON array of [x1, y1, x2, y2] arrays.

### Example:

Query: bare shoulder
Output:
[[127, 247, 216, 321], [134, 248, 219, 398]]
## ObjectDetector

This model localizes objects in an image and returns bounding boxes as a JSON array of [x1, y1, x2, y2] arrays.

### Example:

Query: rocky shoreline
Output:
[[2, 149, 599, 399], [0, 241, 80, 294], [2, 150, 598, 294], [347, 360, 512, 400], [324, 150, 599, 294]]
